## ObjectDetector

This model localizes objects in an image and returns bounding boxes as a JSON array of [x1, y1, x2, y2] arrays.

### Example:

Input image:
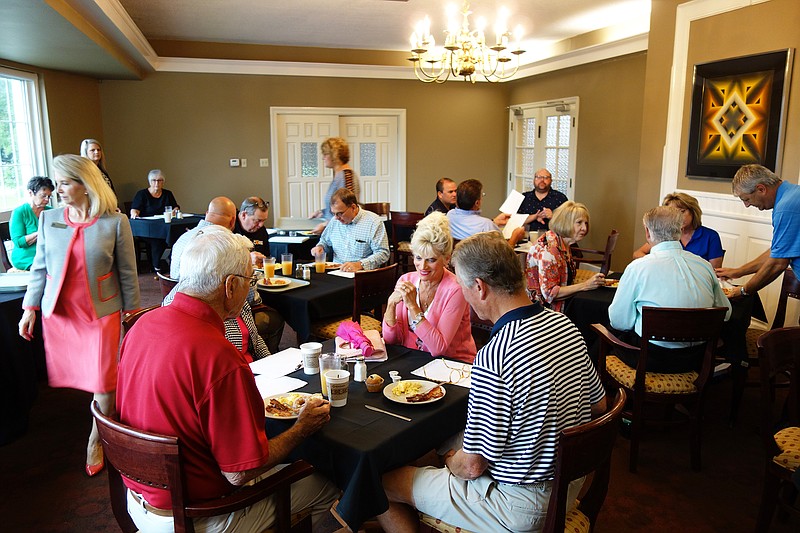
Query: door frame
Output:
[[269, 107, 407, 226]]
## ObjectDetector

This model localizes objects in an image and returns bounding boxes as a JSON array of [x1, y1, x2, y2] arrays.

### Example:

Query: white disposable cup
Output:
[[300, 342, 322, 375], [326, 370, 350, 407], [164, 211, 173, 223]]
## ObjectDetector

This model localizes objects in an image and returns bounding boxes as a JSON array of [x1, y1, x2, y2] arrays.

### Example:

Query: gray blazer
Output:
[[23, 207, 140, 318]]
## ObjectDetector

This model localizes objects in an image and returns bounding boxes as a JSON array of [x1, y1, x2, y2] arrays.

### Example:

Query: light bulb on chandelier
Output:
[[408, 1, 525, 84]]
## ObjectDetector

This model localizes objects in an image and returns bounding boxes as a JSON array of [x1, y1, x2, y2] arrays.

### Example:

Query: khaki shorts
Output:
[[412, 466, 583, 533]]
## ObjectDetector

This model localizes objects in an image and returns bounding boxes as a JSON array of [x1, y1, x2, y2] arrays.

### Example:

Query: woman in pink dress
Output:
[[383, 211, 476, 363], [19, 154, 140, 477], [526, 201, 605, 312]]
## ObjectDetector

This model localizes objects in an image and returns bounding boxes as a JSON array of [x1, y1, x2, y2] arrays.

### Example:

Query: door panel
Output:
[[340, 116, 399, 206]]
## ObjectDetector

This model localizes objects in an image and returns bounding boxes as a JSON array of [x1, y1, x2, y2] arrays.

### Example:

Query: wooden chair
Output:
[[122, 305, 160, 335], [310, 263, 399, 339], [755, 327, 800, 532], [389, 211, 424, 272], [730, 269, 800, 425], [362, 202, 391, 219], [573, 229, 619, 278], [592, 306, 728, 472], [420, 388, 627, 533], [156, 270, 179, 298], [90, 401, 314, 533]]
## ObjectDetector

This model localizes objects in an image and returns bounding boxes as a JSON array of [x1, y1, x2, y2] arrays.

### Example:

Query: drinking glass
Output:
[[281, 253, 293, 277], [314, 249, 327, 274], [318, 353, 344, 397], [263, 257, 276, 278]]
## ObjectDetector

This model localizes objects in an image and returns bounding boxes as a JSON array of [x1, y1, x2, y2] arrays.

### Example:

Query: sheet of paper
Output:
[[254, 375, 307, 398], [502, 213, 528, 240], [411, 359, 472, 388], [327, 269, 355, 279], [270, 236, 310, 244], [249, 347, 303, 378], [499, 190, 525, 214]]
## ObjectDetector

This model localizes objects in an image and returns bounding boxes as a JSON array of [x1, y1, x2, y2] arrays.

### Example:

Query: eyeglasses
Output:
[[149, 179, 165, 183], [230, 274, 259, 288], [332, 205, 354, 219], [421, 358, 472, 385], [35, 191, 52, 200], [534, 175, 552, 180], [242, 197, 270, 211]]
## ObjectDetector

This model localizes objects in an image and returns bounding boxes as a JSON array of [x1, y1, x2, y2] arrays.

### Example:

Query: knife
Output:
[[365, 404, 411, 421]]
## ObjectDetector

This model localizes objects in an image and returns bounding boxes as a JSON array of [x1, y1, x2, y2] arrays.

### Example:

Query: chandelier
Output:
[[408, 1, 525, 84]]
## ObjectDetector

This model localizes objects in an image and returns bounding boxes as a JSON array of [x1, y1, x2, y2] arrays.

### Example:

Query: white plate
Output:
[[256, 276, 310, 293], [383, 380, 446, 405], [264, 392, 314, 419], [258, 276, 292, 289]]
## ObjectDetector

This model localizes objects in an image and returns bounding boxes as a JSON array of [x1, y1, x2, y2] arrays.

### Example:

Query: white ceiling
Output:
[[0, 0, 651, 80]]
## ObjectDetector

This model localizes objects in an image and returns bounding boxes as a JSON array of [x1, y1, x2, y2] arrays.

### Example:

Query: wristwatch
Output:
[[409, 312, 425, 331], [740, 286, 748, 297]]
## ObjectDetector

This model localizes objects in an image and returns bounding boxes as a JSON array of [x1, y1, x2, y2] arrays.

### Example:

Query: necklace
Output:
[[418, 281, 440, 312]]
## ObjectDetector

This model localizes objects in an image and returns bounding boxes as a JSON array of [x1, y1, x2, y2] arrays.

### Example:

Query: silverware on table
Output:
[[365, 404, 411, 422]]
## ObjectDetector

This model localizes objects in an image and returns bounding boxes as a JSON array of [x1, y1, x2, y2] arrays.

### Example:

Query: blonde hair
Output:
[[321, 137, 350, 164], [411, 211, 453, 259], [79, 138, 107, 174], [662, 192, 702, 230], [549, 201, 590, 240], [53, 154, 118, 217]]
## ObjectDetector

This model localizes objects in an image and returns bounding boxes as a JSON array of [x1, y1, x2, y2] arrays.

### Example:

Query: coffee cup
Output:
[[300, 342, 322, 375], [325, 370, 350, 407]]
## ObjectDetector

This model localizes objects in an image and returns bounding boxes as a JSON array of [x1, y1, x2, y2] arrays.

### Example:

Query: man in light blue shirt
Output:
[[716, 164, 800, 298], [609, 206, 731, 372], [311, 188, 390, 272], [446, 179, 524, 245]]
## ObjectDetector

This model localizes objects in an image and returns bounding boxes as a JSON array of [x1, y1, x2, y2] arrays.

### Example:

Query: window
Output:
[[0, 67, 47, 212], [509, 99, 578, 199]]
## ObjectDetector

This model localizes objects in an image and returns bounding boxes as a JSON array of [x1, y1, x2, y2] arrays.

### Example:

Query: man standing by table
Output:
[[232, 196, 284, 352], [377, 232, 606, 533], [517, 168, 568, 231], [311, 188, 390, 273], [609, 206, 731, 372], [716, 164, 800, 298], [118, 226, 338, 531], [424, 177, 457, 216], [447, 179, 525, 246]]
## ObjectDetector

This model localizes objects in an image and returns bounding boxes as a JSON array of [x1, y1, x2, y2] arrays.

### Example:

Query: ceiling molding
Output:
[[93, 0, 159, 69]]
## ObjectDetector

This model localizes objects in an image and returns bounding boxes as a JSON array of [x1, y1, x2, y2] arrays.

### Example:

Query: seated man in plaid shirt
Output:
[[311, 188, 390, 273]]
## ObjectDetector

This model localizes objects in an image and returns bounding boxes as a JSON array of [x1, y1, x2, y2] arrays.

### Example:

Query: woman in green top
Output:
[[10, 176, 54, 270]]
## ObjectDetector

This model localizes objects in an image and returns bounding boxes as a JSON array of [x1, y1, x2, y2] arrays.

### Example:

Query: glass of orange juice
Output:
[[263, 257, 276, 278], [281, 253, 293, 277], [314, 248, 326, 274]]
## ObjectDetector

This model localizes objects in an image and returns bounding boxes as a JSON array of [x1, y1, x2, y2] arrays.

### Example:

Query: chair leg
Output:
[[728, 360, 748, 428], [755, 466, 781, 532], [690, 397, 707, 471], [628, 395, 645, 473]]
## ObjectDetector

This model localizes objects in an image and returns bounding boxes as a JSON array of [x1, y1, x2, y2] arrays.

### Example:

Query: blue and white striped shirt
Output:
[[462, 303, 605, 484]]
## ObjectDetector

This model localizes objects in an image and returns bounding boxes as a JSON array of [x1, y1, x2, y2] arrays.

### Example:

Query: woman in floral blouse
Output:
[[526, 201, 605, 312]]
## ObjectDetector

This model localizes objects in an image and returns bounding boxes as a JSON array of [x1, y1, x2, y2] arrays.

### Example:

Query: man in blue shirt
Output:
[[446, 179, 525, 245], [716, 164, 800, 298]]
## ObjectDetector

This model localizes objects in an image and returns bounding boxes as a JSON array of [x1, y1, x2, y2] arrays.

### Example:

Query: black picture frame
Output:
[[686, 49, 792, 180]]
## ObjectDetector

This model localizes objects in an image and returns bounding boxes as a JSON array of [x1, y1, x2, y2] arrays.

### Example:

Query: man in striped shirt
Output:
[[378, 232, 606, 532]]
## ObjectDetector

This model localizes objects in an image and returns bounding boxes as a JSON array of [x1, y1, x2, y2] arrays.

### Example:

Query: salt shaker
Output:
[[302, 265, 311, 280], [354, 356, 367, 382]]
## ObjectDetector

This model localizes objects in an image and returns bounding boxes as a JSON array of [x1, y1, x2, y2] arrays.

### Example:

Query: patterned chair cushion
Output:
[[745, 326, 766, 361], [565, 507, 591, 533], [310, 315, 382, 340], [573, 269, 595, 285], [397, 241, 413, 253], [419, 512, 477, 533], [772, 426, 800, 472], [605, 355, 698, 394]]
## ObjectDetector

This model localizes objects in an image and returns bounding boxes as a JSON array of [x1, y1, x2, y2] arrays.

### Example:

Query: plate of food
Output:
[[324, 262, 342, 270], [603, 279, 620, 289], [264, 392, 322, 419], [383, 380, 445, 405], [257, 276, 292, 289]]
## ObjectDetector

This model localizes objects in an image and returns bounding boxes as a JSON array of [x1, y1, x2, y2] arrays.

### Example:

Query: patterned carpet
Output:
[[1, 273, 798, 531]]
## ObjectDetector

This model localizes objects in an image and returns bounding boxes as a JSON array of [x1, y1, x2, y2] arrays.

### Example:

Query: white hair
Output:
[[178, 225, 252, 297]]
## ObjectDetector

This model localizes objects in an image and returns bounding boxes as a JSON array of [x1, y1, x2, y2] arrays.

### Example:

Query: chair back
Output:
[[389, 211, 424, 271], [771, 268, 800, 329], [638, 306, 727, 387], [362, 202, 391, 218], [543, 388, 627, 532], [757, 327, 800, 458], [123, 305, 160, 335], [90, 401, 189, 532], [0, 221, 13, 271], [156, 271, 179, 298], [573, 229, 619, 275], [353, 263, 399, 323]]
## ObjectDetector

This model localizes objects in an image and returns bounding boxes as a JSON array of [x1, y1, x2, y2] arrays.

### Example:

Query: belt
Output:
[[129, 490, 173, 517]]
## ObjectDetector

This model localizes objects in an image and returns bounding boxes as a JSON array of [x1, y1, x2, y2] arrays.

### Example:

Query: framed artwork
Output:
[[686, 49, 793, 179]]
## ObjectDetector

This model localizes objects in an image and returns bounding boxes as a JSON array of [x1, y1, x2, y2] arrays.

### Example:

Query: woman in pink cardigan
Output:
[[382, 212, 476, 363]]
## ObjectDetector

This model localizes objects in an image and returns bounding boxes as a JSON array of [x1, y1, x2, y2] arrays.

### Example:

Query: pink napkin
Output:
[[335, 323, 387, 361], [336, 320, 375, 356]]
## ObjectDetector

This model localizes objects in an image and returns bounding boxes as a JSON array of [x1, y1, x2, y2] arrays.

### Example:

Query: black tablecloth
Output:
[[258, 269, 354, 341], [268, 235, 319, 261], [0, 290, 43, 445], [265, 343, 469, 531], [564, 286, 761, 364], [129, 216, 200, 246]]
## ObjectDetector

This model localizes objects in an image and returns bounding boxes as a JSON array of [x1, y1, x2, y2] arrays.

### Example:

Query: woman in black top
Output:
[[130, 169, 179, 272]]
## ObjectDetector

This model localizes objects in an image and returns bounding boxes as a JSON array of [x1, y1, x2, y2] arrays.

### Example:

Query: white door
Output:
[[272, 108, 405, 227], [508, 99, 578, 199], [340, 116, 399, 204], [275, 114, 339, 221]]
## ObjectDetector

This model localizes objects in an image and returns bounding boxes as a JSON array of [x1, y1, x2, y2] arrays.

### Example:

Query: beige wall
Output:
[[507, 53, 648, 269], [98, 73, 510, 221], [635, 0, 800, 250]]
